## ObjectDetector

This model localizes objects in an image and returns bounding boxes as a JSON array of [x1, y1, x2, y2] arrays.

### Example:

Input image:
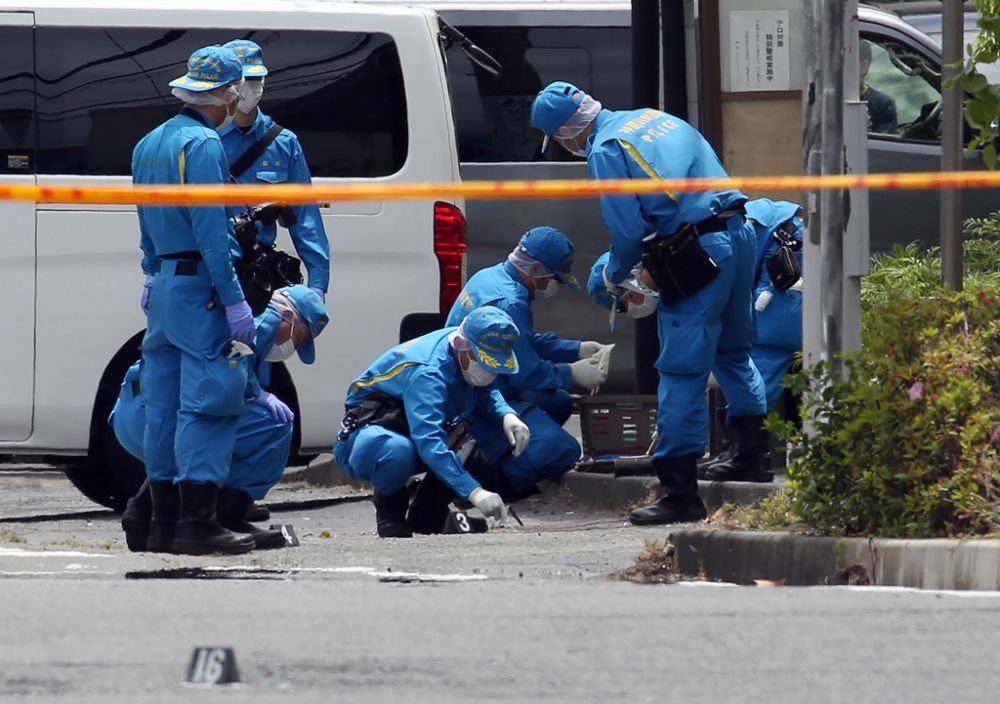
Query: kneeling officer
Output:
[[334, 307, 530, 538], [116, 286, 329, 552]]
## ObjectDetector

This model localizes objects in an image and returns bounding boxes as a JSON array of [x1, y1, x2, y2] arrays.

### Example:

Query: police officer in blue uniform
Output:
[[334, 307, 531, 537], [133, 45, 256, 555], [532, 81, 768, 525], [220, 40, 330, 300], [446, 226, 609, 421], [701, 199, 803, 481], [117, 286, 329, 552]]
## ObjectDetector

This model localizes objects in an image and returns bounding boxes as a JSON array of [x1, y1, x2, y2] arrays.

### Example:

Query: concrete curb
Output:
[[560, 471, 782, 514], [668, 529, 1000, 590]]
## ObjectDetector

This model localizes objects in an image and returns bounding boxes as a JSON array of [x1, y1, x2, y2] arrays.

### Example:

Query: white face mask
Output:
[[626, 294, 658, 319], [237, 80, 265, 115], [461, 355, 498, 387], [537, 278, 561, 299], [265, 338, 296, 362], [216, 100, 237, 132]]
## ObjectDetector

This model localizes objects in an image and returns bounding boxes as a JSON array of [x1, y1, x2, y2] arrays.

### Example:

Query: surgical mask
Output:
[[461, 356, 497, 387], [266, 338, 296, 362], [217, 100, 237, 132], [538, 278, 561, 299], [626, 295, 658, 319], [238, 80, 265, 114]]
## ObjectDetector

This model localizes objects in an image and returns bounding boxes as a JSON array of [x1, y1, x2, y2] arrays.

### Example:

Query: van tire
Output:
[[64, 463, 130, 512]]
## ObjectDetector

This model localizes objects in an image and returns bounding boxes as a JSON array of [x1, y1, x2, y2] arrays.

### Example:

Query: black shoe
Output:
[[464, 450, 541, 503], [629, 493, 708, 525], [407, 473, 455, 535], [172, 482, 255, 555], [374, 489, 413, 538], [702, 415, 774, 483], [146, 480, 180, 553], [121, 479, 152, 552], [217, 487, 287, 550], [628, 454, 708, 526], [245, 502, 270, 523]]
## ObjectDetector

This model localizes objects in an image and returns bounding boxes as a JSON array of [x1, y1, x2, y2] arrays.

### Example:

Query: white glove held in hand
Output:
[[579, 341, 610, 360], [468, 487, 508, 522], [570, 356, 608, 391], [502, 413, 531, 457]]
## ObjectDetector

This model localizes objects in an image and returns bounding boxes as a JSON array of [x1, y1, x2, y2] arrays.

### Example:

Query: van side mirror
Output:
[[439, 19, 502, 76]]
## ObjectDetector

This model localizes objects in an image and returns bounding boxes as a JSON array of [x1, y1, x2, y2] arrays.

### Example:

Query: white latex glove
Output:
[[579, 341, 610, 360], [468, 487, 508, 522], [502, 413, 531, 457], [570, 356, 607, 391]]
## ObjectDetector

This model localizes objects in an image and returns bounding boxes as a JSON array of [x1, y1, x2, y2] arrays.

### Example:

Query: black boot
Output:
[[628, 455, 708, 526], [374, 489, 413, 538], [246, 502, 270, 522], [146, 480, 180, 553], [172, 482, 255, 555], [121, 479, 152, 552], [701, 415, 774, 483], [217, 487, 287, 550], [697, 424, 738, 477], [407, 473, 455, 534], [465, 449, 540, 503]]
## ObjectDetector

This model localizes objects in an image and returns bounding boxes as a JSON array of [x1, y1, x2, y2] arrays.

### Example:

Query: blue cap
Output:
[[462, 306, 520, 374], [517, 226, 580, 289], [275, 285, 330, 364], [531, 81, 586, 152], [169, 45, 243, 92], [223, 39, 269, 77]]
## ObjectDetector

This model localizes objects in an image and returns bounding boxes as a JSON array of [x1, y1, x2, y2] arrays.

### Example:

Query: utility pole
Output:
[[941, 0, 964, 290]]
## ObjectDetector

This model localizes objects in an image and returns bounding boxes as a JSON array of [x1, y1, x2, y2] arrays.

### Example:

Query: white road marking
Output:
[[0, 547, 113, 558]]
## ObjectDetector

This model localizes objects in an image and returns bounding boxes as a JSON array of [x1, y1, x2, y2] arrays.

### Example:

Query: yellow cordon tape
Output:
[[3, 170, 1000, 206]]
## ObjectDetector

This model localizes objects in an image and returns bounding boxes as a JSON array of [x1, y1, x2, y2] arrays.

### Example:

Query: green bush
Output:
[[773, 218, 1000, 537]]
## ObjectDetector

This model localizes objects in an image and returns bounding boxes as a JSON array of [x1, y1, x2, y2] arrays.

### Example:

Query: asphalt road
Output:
[[3, 471, 1000, 703]]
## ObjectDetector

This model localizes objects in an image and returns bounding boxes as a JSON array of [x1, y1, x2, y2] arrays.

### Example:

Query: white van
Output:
[[0, 0, 468, 507]]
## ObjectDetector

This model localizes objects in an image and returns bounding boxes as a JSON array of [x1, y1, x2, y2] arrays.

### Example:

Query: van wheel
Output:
[[64, 463, 129, 512], [87, 377, 146, 510]]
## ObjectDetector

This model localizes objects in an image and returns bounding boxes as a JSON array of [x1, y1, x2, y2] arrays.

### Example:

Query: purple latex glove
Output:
[[252, 391, 295, 424], [309, 286, 326, 303], [225, 300, 255, 344], [140, 274, 154, 316]]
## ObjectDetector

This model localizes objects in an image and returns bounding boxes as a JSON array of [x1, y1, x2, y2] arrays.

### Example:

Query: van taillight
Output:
[[434, 201, 467, 314]]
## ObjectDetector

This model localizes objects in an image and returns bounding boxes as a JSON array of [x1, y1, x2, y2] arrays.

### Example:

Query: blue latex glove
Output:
[[140, 274, 154, 316], [225, 301, 256, 344], [309, 285, 326, 303], [252, 391, 295, 424]]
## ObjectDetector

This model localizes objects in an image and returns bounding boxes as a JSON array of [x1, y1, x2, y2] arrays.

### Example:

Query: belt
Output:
[[159, 251, 202, 261], [686, 205, 747, 235], [157, 258, 201, 276]]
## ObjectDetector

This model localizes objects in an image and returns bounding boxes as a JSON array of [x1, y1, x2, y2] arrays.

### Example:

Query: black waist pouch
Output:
[[236, 246, 304, 316], [339, 392, 410, 442], [766, 246, 801, 291], [641, 225, 720, 305]]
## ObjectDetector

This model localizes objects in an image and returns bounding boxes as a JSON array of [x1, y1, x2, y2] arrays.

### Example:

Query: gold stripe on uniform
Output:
[[178, 148, 187, 186], [350, 362, 418, 395], [617, 140, 679, 204]]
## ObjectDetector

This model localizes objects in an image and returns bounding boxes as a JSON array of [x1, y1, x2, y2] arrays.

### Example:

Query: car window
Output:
[[862, 35, 942, 141], [34, 27, 408, 177], [0, 25, 34, 174], [447, 26, 631, 162]]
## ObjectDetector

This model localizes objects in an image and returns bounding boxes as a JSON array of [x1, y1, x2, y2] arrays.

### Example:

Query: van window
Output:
[[447, 26, 631, 162], [862, 36, 941, 141], [34, 27, 408, 177], [0, 25, 34, 174]]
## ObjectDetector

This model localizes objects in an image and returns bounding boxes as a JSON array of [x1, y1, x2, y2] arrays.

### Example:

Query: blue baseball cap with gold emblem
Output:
[[531, 81, 586, 153], [517, 226, 580, 289], [169, 45, 243, 92], [222, 39, 269, 77], [273, 285, 330, 365], [461, 306, 520, 375]]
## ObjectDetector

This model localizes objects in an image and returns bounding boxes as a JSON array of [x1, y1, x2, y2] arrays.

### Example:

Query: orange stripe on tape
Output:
[[3, 171, 1000, 206]]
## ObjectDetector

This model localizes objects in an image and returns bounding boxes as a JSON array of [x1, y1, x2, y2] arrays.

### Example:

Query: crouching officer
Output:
[[446, 226, 610, 424], [334, 307, 531, 538], [133, 45, 256, 555], [701, 198, 803, 481], [220, 39, 330, 301], [532, 81, 767, 526], [116, 285, 330, 552]]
